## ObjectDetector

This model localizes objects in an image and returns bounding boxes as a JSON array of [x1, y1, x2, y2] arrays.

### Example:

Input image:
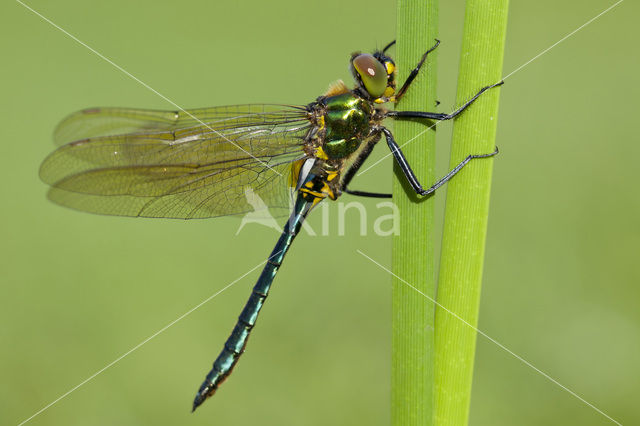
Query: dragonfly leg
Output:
[[379, 127, 499, 197], [343, 189, 392, 198], [382, 40, 396, 53], [394, 39, 441, 102], [387, 80, 504, 121], [341, 135, 392, 198]]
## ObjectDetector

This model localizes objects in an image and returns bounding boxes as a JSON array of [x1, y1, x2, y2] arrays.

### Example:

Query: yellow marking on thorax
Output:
[[326, 170, 338, 181], [289, 159, 305, 188], [315, 146, 329, 160]]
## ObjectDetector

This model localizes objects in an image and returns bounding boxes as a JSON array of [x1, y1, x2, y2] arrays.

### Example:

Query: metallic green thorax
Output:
[[322, 93, 372, 159]]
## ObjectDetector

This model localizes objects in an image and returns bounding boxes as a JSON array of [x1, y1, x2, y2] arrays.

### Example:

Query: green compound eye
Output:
[[352, 54, 387, 98]]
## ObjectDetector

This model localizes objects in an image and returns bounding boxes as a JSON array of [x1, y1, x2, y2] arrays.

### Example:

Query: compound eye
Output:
[[352, 54, 387, 98]]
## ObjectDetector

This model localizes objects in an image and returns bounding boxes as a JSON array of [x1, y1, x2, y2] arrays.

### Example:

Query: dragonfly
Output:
[[39, 39, 502, 411]]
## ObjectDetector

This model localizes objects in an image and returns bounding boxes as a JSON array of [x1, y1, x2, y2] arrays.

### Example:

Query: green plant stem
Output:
[[434, 1, 509, 425], [391, 1, 438, 425]]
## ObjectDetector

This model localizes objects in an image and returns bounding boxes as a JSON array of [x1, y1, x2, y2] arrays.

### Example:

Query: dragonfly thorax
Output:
[[320, 92, 373, 159]]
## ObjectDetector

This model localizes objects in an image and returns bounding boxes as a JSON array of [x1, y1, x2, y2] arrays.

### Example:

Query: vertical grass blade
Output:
[[392, 1, 438, 425], [434, 1, 509, 425]]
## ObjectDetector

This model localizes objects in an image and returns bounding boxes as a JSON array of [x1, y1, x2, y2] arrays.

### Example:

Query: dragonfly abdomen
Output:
[[192, 194, 316, 411], [192, 274, 272, 409]]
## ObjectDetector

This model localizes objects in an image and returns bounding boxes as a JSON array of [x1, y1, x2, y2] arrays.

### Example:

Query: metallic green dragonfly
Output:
[[39, 40, 501, 411]]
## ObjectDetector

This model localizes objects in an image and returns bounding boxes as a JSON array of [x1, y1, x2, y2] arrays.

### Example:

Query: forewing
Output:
[[53, 104, 308, 146], [41, 106, 310, 219]]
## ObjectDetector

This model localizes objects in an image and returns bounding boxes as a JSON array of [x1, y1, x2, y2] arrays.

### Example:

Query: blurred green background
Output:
[[1, 0, 638, 425]]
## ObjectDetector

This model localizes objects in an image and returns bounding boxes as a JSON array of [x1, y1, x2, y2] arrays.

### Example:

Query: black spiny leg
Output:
[[387, 81, 504, 121], [382, 40, 396, 53], [341, 137, 392, 199], [395, 39, 441, 102], [379, 127, 498, 197], [344, 189, 392, 199]]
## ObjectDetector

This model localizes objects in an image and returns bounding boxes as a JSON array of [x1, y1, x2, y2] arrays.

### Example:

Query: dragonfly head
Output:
[[350, 51, 396, 103]]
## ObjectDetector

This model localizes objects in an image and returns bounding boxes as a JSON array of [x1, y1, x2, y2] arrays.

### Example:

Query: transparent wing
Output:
[[53, 104, 309, 146], [41, 105, 310, 219]]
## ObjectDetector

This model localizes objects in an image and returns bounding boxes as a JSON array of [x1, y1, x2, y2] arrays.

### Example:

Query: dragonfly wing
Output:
[[53, 104, 308, 146], [41, 106, 310, 219]]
